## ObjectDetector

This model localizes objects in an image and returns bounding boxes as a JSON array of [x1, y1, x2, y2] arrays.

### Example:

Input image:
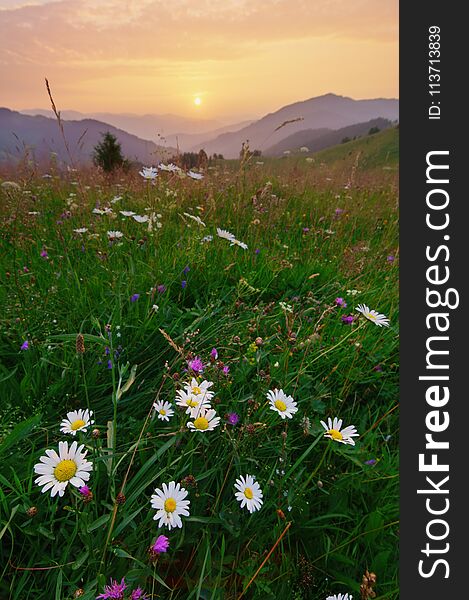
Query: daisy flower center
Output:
[[54, 459, 77, 482], [244, 487, 254, 499], [367, 313, 376, 320], [327, 428, 343, 441], [192, 386, 202, 395], [193, 417, 209, 430], [186, 399, 198, 407], [71, 419, 86, 431], [164, 498, 177, 512], [274, 400, 287, 412], [160, 409, 166, 415]]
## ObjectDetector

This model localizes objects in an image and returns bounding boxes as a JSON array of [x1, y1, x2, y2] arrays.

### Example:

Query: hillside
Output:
[[193, 93, 399, 158], [264, 118, 393, 156], [313, 126, 399, 170], [0, 108, 176, 166]]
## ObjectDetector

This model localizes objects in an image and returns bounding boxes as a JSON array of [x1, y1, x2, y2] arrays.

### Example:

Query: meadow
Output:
[[0, 134, 399, 600]]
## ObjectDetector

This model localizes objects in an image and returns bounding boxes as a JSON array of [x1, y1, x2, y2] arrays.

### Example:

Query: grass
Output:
[[0, 153, 398, 600]]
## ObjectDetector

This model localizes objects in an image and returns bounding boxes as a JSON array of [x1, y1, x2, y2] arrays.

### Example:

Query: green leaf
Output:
[[0, 414, 42, 457]]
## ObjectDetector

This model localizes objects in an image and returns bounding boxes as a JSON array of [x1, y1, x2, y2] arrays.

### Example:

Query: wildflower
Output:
[[279, 301, 293, 313], [234, 475, 263, 513], [21, 340, 29, 351], [139, 166, 158, 180], [107, 360, 113, 369], [130, 588, 148, 600], [176, 389, 211, 415], [96, 577, 127, 599], [230, 238, 248, 250], [73, 227, 88, 234], [34, 440, 92, 498], [40, 248, 48, 259], [79, 485, 93, 503], [187, 407, 221, 432], [107, 230, 124, 241], [356, 304, 390, 327], [153, 400, 174, 422], [187, 356, 204, 373], [133, 214, 149, 223], [150, 481, 190, 530], [320, 417, 359, 446], [181, 280, 187, 289], [159, 162, 181, 173], [364, 459, 377, 466], [183, 212, 206, 227], [187, 170, 204, 180], [341, 315, 354, 325], [326, 594, 352, 600], [150, 534, 169, 555], [60, 409, 94, 436], [201, 235, 213, 243], [157, 284, 166, 294], [216, 228, 235, 242], [227, 412, 240, 426], [255, 248, 260, 255], [222, 365, 230, 375], [346, 289, 361, 296], [335, 297, 347, 308], [120, 210, 136, 217], [267, 389, 298, 419], [387, 255, 395, 262], [130, 293, 140, 302]]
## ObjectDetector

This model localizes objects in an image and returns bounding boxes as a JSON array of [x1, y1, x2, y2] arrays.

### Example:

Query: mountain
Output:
[[191, 94, 399, 158], [264, 118, 393, 156], [0, 108, 176, 166], [20, 109, 252, 149]]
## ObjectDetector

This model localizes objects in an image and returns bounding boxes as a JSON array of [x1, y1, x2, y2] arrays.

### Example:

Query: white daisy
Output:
[[159, 163, 181, 173], [187, 407, 221, 432], [111, 195, 123, 204], [187, 170, 204, 180], [216, 228, 235, 242], [230, 239, 248, 250], [107, 230, 124, 240], [267, 388, 298, 419], [185, 378, 214, 400], [175, 389, 212, 415], [183, 212, 206, 227], [139, 166, 158, 180], [355, 304, 390, 327], [326, 594, 352, 600], [150, 481, 190, 530], [73, 227, 88, 234], [320, 417, 359, 446], [132, 214, 149, 223], [60, 409, 94, 436], [153, 400, 174, 422], [234, 475, 263, 513], [120, 210, 136, 217], [34, 440, 92, 498]]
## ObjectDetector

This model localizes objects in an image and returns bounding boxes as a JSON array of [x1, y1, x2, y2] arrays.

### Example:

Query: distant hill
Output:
[[0, 108, 176, 166], [20, 109, 252, 150], [313, 126, 399, 170], [192, 93, 399, 158], [265, 118, 393, 156]]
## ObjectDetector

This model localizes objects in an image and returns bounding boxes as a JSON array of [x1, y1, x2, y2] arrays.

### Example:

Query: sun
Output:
[[194, 97, 202, 106]]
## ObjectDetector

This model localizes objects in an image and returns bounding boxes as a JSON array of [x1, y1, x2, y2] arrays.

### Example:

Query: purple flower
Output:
[[107, 360, 113, 369], [364, 459, 377, 466], [96, 577, 127, 600], [181, 280, 187, 289], [341, 315, 354, 325], [254, 248, 260, 255], [23, 266, 29, 273], [335, 297, 347, 308], [373, 364, 383, 372], [130, 588, 148, 600], [130, 293, 140, 302], [210, 347, 218, 360], [387, 255, 395, 263], [334, 208, 345, 217], [188, 356, 204, 373], [20, 340, 29, 351], [157, 284, 166, 294], [183, 265, 190, 274], [151, 534, 169, 554], [222, 365, 230, 375], [302, 227, 310, 233], [79, 485, 93, 502], [40, 248, 48, 259], [105, 346, 111, 356], [227, 412, 240, 426]]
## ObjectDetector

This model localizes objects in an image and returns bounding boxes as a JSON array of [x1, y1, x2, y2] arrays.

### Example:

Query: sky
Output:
[[0, 0, 398, 122]]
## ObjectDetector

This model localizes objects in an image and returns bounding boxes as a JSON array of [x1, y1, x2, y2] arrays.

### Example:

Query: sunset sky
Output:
[[0, 0, 398, 121]]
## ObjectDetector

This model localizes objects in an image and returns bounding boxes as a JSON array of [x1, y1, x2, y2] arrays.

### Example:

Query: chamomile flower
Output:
[[234, 475, 263, 513], [73, 227, 88, 234], [216, 228, 235, 242], [60, 408, 94, 436], [132, 214, 149, 223], [34, 441, 92, 497], [150, 481, 190, 530], [120, 210, 136, 217], [267, 388, 298, 419], [139, 166, 158, 180], [230, 239, 248, 250], [153, 400, 174, 422], [186, 378, 214, 400], [187, 170, 204, 180], [355, 304, 390, 327], [320, 417, 359, 446], [176, 390, 212, 415], [326, 594, 352, 600], [187, 407, 220, 432], [107, 230, 123, 240]]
